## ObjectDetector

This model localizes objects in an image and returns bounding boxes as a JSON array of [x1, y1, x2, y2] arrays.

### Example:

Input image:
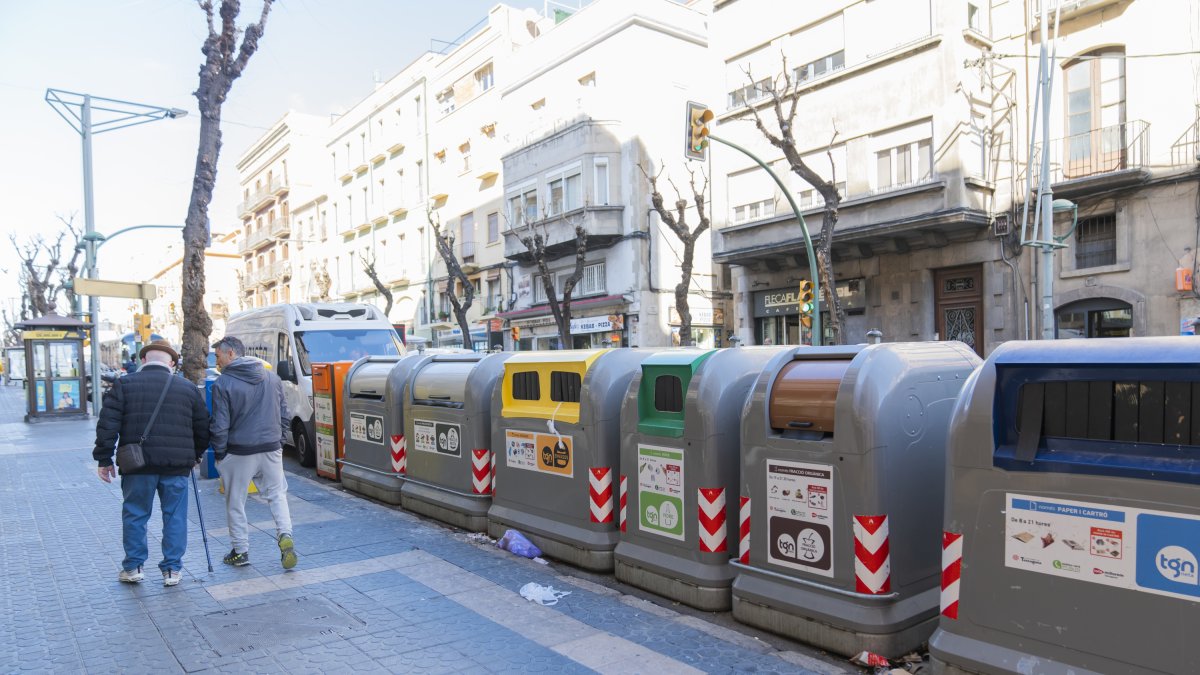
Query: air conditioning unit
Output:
[[992, 215, 1011, 237]]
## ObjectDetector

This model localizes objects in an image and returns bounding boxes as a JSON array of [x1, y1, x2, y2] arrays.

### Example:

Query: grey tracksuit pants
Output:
[[218, 449, 293, 554]]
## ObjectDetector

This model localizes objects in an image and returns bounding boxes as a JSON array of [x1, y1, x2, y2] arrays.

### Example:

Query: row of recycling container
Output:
[[311, 337, 1198, 675]]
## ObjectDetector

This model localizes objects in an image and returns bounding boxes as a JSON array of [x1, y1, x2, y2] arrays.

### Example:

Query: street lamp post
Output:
[[45, 89, 187, 416]]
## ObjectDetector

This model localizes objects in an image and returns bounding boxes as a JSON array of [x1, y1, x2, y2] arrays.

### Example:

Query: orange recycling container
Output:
[[312, 361, 354, 480]]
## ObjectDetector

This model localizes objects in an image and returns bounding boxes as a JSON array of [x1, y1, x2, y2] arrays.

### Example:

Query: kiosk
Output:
[[16, 314, 91, 422]]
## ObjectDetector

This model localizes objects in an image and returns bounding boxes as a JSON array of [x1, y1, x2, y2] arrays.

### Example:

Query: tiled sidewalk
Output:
[[0, 385, 852, 674]]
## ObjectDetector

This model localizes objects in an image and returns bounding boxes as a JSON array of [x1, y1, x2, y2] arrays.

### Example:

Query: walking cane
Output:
[[191, 469, 215, 573]]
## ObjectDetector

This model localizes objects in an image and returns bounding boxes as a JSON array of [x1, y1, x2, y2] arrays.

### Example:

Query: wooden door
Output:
[[935, 265, 984, 356]]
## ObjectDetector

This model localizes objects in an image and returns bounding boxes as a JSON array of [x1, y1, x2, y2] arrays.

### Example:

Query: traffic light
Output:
[[685, 101, 714, 161], [511, 326, 520, 342], [798, 280, 815, 315], [137, 313, 152, 344], [798, 279, 815, 331]]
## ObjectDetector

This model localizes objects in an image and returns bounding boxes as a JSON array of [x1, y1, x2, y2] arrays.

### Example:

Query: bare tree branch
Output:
[[641, 162, 710, 346], [359, 250, 394, 317], [429, 210, 476, 344]]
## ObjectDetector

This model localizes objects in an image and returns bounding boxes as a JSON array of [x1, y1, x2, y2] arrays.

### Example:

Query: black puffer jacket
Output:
[[93, 363, 210, 476]]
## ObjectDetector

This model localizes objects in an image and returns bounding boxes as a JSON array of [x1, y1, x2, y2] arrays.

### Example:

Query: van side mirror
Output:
[[277, 360, 296, 383]]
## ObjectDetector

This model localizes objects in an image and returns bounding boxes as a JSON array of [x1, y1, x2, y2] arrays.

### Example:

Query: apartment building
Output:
[[144, 232, 242, 343], [711, 0, 1018, 355], [234, 112, 328, 310], [711, 0, 1200, 352], [999, 0, 1200, 338], [498, 0, 717, 349], [316, 6, 540, 346]]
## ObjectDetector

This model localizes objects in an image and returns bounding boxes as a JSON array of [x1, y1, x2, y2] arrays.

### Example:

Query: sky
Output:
[[0, 0, 550, 317]]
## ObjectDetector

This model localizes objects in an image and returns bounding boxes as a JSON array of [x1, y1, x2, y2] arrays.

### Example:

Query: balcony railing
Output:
[[269, 217, 290, 238], [1170, 105, 1199, 168], [460, 240, 477, 262], [1030, 120, 1149, 188], [276, 260, 292, 280], [237, 177, 286, 216], [243, 226, 272, 251]]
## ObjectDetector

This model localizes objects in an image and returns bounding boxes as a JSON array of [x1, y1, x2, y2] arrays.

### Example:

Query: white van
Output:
[[223, 302, 405, 466]]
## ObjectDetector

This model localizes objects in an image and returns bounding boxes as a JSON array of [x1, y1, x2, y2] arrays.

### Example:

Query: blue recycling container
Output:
[[202, 377, 218, 479]]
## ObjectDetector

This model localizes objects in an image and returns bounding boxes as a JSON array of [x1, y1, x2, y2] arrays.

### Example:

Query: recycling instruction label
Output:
[[504, 429, 573, 478], [766, 460, 834, 576], [313, 391, 337, 475], [1005, 493, 1200, 602], [412, 419, 461, 457], [637, 445, 685, 540], [349, 412, 384, 445]]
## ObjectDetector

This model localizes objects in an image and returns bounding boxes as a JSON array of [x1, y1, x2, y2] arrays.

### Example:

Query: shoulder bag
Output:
[[115, 375, 174, 474]]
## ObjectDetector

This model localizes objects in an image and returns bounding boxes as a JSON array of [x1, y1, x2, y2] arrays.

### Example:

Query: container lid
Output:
[[411, 360, 479, 407], [501, 349, 608, 423], [768, 359, 851, 434], [636, 350, 714, 438]]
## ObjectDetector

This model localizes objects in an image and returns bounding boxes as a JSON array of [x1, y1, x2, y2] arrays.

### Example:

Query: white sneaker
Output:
[[163, 570, 182, 587], [118, 566, 144, 583]]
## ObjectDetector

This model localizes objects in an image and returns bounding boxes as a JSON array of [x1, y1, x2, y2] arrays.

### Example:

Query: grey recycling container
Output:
[[399, 351, 512, 532], [732, 342, 980, 658], [930, 337, 1200, 675], [340, 353, 427, 504], [487, 348, 655, 571], [615, 346, 786, 611]]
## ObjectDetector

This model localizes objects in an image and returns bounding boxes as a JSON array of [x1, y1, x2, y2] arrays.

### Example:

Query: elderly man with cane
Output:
[[93, 339, 210, 586]]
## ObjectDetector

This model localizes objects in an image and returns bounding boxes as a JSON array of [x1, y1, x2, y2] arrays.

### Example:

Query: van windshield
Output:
[[294, 329, 402, 375]]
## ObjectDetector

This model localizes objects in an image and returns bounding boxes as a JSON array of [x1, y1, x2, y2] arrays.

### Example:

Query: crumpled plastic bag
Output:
[[496, 529, 542, 559], [519, 582, 571, 606]]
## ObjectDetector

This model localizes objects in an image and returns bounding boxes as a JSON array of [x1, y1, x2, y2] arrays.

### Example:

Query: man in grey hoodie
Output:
[[210, 336, 297, 570]]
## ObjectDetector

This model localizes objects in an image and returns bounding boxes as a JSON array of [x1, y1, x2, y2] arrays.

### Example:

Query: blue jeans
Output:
[[121, 474, 190, 573]]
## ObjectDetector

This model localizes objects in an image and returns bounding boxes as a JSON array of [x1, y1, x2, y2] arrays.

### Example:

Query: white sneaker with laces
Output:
[[118, 566, 144, 583], [163, 570, 182, 587]]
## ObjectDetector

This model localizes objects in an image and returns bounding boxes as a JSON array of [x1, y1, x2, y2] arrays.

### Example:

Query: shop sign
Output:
[[752, 279, 866, 317], [570, 314, 624, 335], [668, 307, 724, 326]]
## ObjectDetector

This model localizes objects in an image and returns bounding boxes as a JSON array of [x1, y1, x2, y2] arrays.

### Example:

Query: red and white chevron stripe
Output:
[[698, 488, 727, 553], [389, 434, 406, 474], [589, 467, 613, 523], [853, 514, 891, 594], [941, 531, 963, 619], [619, 474, 628, 532], [738, 496, 751, 564], [471, 449, 492, 494]]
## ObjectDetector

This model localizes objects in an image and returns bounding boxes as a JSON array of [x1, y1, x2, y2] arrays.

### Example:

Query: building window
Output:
[[967, 2, 983, 32], [1074, 214, 1117, 269], [508, 186, 538, 226], [727, 78, 773, 109], [437, 88, 455, 115], [547, 167, 583, 216], [733, 198, 776, 223], [798, 182, 846, 208], [794, 51, 844, 84], [875, 138, 933, 190], [460, 212, 475, 263], [459, 142, 471, 173], [475, 63, 494, 92], [1063, 49, 1125, 177], [487, 212, 499, 243], [594, 158, 609, 205], [1056, 298, 1132, 338], [533, 263, 605, 304]]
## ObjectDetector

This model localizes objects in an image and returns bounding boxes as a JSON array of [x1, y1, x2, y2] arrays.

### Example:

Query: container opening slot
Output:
[[550, 371, 581, 403], [654, 375, 683, 413], [512, 371, 540, 401]]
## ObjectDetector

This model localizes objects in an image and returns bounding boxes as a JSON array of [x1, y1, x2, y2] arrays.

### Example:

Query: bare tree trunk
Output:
[[643, 165, 710, 348], [746, 59, 845, 344], [181, 0, 273, 382], [522, 222, 587, 350], [430, 213, 475, 348], [361, 253, 394, 316]]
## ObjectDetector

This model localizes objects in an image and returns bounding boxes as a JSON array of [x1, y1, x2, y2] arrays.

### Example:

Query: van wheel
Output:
[[292, 422, 316, 468]]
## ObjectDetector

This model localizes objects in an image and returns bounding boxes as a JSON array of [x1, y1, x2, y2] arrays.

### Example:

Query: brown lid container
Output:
[[768, 359, 851, 433]]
